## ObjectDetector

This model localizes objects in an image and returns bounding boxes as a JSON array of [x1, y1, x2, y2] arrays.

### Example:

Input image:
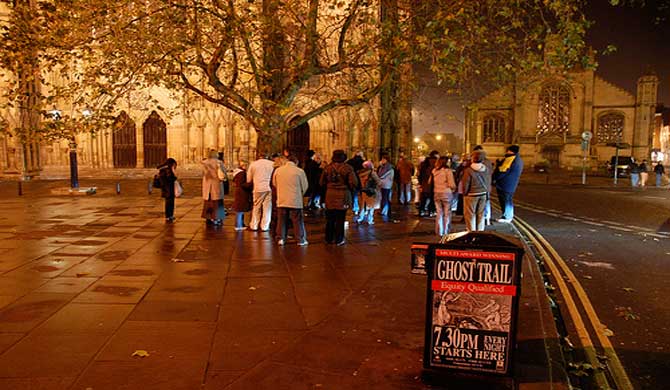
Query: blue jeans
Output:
[[380, 188, 392, 216], [657, 173, 663, 187], [164, 197, 175, 219], [399, 183, 412, 204], [434, 193, 453, 236], [497, 190, 514, 220], [630, 173, 639, 187], [352, 192, 360, 214], [235, 212, 245, 228]]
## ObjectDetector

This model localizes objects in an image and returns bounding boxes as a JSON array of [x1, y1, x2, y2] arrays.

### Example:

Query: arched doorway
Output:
[[143, 111, 167, 168], [286, 117, 310, 165], [112, 111, 137, 168]]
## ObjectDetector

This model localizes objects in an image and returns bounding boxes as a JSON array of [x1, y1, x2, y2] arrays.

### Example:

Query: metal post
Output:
[[582, 143, 588, 185], [116, 182, 121, 194], [148, 180, 153, 195], [69, 141, 79, 189]]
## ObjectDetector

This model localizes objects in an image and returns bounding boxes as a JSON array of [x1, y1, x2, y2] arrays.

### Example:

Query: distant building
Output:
[[464, 67, 659, 169], [418, 132, 463, 156], [653, 105, 670, 165]]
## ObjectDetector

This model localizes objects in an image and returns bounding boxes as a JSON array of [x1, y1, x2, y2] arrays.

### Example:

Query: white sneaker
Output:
[[297, 240, 309, 246], [277, 239, 286, 246], [497, 218, 513, 223], [234, 226, 245, 231]]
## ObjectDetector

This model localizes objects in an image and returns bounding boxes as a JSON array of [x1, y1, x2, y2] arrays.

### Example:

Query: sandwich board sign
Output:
[[422, 232, 524, 376]]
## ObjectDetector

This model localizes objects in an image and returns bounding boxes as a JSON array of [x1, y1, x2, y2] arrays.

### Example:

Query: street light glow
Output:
[[413, 137, 420, 143], [436, 135, 442, 140]]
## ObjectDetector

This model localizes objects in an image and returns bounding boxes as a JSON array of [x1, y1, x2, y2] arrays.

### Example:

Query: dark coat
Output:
[[158, 166, 177, 198], [396, 158, 415, 184], [418, 157, 436, 189], [320, 162, 358, 210], [493, 154, 524, 193], [304, 158, 322, 196], [232, 170, 253, 212]]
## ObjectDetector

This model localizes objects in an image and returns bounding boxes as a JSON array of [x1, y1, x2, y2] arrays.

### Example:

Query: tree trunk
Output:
[[255, 127, 284, 158]]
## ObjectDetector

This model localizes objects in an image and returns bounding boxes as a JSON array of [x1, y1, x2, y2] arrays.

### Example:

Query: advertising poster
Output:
[[427, 249, 518, 374], [411, 243, 430, 274]]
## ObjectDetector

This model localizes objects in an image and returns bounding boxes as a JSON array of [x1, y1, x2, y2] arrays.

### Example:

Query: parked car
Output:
[[608, 156, 634, 177]]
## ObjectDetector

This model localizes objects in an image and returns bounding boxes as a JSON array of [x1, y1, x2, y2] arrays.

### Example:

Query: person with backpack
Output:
[[461, 150, 492, 232], [320, 150, 358, 245], [155, 158, 178, 223], [356, 160, 381, 225], [377, 153, 394, 217], [232, 161, 252, 231], [430, 156, 456, 236]]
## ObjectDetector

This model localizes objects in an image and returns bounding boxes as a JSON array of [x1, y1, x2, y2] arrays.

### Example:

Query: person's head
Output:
[[643, 159, 648, 163], [355, 150, 365, 158], [238, 160, 248, 170], [208, 150, 218, 159], [287, 155, 298, 164], [332, 149, 347, 163], [306, 149, 316, 160], [363, 160, 374, 170], [380, 153, 389, 164], [473, 145, 483, 151], [506, 145, 520, 155], [217, 151, 224, 161], [429, 150, 440, 158], [165, 158, 177, 169], [471, 150, 486, 163], [282, 148, 290, 157], [435, 156, 450, 170], [271, 153, 281, 162]]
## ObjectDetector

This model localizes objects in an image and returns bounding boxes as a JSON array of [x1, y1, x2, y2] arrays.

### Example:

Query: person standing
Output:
[[232, 161, 252, 231], [418, 151, 439, 216], [346, 151, 365, 217], [200, 151, 226, 226], [654, 161, 666, 187], [396, 153, 414, 205], [273, 155, 309, 246], [356, 160, 381, 225], [461, 150, 492, 232], [157, 158, 178, 223], [629, 159, 640, 188], [304, 150, 322, 210], [377, 153, 394, 217], [473, 145, 494, 225], [430, 156, 456, 236], [639, 159, 649, 188], [320, 150, 358, 245], [493, 145, 523, 223], [247, 153, 275, 231]]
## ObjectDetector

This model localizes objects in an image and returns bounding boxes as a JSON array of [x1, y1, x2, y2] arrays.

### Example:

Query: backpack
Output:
[[362, 175, 377, 196], [152, 174, 162, 188]]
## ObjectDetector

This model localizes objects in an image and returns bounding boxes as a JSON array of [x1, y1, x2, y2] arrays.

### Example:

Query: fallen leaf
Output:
[[131, 350, 150, 358], [583, 275, 593, 279], [76, 273, 89, 278], [622, 287, 635, 293], [602, 328, 614, 337], [171, 258, 185, 263], [248, 286, 257, 290]]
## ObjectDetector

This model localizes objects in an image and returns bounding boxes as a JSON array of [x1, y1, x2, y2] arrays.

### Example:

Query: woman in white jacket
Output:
[[430, 156, 456, 236]]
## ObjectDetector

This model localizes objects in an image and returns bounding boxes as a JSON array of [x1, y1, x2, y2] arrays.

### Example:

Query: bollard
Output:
[[116, 182, 121, 194], [18, 181, 22, 196], [148, 180, 153, 195]]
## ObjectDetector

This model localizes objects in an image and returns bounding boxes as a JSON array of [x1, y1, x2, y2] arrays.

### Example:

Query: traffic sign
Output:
[[581, 131, 593, 141]]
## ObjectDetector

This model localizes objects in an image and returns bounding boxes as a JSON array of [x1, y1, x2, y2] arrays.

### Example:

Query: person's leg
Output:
[[325, 209, 335, 243], [352, 192, 359, 215], [261, 192, 272, 231], [657, 173, 662, 187], [291, 208, 306, 243], [631, 173, 639, 187], [445, 194, 453, 233], [484, 198, 491, 225], [463, 196, 476, 232], [335, 210, 346, 243], [235, 212, 245, 228], [434, 198, 445, 236], [249, 192, 262, 229], [475, 196, 486, 231], [380, 189, 388, 215], [277, 208, 288, 242], [505, 192, 515, 220], [405, 183, 412, 205], [165, 197, 175, 220], [497, 190, 507, 220], [641, 172, 648, 187], [399, 184, 406, 204]]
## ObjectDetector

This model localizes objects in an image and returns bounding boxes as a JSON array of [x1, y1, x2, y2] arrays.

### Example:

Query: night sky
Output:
[[412, 0, 670, 137]]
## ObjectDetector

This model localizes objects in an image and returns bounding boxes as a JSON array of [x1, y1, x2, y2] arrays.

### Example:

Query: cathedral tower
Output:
[[633, 74, 659, 159]]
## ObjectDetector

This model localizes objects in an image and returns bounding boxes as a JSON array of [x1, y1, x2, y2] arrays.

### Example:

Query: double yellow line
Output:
[[513, 217, 633, 390]]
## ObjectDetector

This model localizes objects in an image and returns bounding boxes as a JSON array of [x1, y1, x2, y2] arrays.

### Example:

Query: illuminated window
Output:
[[597, 113, 624, 144], [482, 115, 508, 143], [537, 83, 570, 136]]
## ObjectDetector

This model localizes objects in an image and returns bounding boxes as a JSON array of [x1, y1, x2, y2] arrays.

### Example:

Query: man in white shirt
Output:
[[272, 155, 309, 245], [247, 154, 275, 231]]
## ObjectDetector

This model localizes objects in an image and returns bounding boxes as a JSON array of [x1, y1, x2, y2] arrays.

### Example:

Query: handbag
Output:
[[174, 180, 183, 198]]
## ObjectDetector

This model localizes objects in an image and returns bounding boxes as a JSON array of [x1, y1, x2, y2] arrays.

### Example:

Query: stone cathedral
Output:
[[0, 2, 412, 179], [464, 68, 659, 169]]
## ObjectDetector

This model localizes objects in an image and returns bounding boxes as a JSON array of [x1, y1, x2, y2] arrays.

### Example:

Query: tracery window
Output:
[[537, 83, 570, 136], [482, 114, 508, 143], [597, 113, 624, 144]]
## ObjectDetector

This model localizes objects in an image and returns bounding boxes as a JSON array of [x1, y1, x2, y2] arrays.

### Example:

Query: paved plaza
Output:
[[0, 179, 563, 389]]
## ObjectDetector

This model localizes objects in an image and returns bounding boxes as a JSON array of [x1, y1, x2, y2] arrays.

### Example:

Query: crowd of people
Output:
[[154, 144, 525, 245]]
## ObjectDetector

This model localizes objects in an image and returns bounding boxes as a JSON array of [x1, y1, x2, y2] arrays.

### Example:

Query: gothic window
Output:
[[537, 83, 570, 136], [482, 115, 508, 143], [597, 113, 624, 144]]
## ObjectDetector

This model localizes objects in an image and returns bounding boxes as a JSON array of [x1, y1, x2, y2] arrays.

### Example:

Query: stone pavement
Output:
[[0, 179, 567, 389]]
